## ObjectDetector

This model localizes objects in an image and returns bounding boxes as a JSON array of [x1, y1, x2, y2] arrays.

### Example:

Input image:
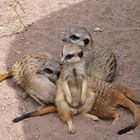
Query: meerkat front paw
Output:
[[79, 100, 86, 106], [71, 108, 78, 115], [80, 94, 86, 105], [67, 98, 72, 106]]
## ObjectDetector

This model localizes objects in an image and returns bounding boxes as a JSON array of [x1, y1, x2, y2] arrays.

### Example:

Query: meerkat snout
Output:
[[37, 60, 61, 83]]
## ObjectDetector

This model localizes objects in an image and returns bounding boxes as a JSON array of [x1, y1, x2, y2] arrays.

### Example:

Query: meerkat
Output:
[[56, 43, 99, 134], [62, 26, 117, 83], [6, 52, 60, 106]]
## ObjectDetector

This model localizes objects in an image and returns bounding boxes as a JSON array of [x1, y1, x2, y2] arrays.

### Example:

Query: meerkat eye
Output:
[[78, 51, 83, 58], [43, 68, 53, 74], [57, 71, 60, 79], [65, 54, 74, 60], [83, 38, 89, 46], [70, 35, 80, 40]]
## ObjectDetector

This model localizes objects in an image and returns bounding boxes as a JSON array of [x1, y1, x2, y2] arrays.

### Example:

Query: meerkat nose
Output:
[[62, 37, 66, 42], [59, 61, 63, 65], [62, 37, 70, 42]]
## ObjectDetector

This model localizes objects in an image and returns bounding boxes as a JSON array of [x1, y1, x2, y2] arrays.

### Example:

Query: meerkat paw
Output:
[[71, 108, 78, 115], [68, 120, 76, 134], [21, 92, 29, 100], [111, 114, 119, 125], [79, 100, 86, 106], [67, 98, 72, 106], [80, 95, 86, 106], [82, 113, 99, 121], [68, 126, 76, 134], [72, 102, 79, 107]]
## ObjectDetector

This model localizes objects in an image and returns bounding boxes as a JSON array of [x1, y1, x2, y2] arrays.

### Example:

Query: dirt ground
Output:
[[0, 0, 140, 139]]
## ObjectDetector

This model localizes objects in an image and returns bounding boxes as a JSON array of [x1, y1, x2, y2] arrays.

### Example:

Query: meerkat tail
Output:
[[13, 106, 57, 123], [116, 84, 140, 104], [124, 90, 140, 104], [117, 97, 140, 135], [0, 71, 12, 82]]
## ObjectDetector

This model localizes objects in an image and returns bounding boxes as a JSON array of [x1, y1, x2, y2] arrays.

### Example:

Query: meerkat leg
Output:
[[63, 81, 72, 105], [57, 98, 76, 134], [21, 92, 29, 100], [29, 94, 46, 107], [79, 90, 99, 121], [103, 106, 120, 124], [67, 119, 76, 134], [80, 77, 88, 105], [82, 113, 99, 121]]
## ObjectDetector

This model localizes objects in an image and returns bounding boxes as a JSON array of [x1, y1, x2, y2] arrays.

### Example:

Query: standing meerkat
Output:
[[56, 43, 99, 134], [62, 26, 117, 82], [10, 52, 60, 106]]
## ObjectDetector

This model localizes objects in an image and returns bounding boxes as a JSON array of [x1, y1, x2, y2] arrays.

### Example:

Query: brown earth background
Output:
[[0, 0, 140, 140]]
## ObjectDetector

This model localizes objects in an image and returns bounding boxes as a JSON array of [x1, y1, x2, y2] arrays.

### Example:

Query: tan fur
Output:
[[63, 26, 117, 82], [12, 52, 60, 106], [88, 79, 140, 134], [56, 44, 98, 134]]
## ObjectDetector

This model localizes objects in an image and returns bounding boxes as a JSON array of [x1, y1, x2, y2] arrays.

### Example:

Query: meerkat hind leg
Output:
[[68, 119, 76, 134], [29, 94, 46, 107], [79, 90, 99, 120], [82, 113, 99, 121], [21, 92, 29, 100], [103, 106, 120, 124]]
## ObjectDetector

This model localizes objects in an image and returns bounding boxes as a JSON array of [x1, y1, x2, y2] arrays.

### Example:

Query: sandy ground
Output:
[[0, 0, 140, 139]]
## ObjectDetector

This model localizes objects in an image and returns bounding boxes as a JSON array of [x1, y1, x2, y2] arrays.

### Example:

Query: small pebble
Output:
[[94, 27, 104, 32]]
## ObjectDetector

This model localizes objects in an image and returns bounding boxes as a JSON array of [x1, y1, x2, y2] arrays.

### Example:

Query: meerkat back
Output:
[[12, 52, 60, 104], [62, 26, 117, 82]]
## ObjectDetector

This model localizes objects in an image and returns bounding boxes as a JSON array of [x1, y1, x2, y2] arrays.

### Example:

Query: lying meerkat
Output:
[[62, 26, 117, 82], [56, 43, 99, 134], [5, 52, 60, 106]]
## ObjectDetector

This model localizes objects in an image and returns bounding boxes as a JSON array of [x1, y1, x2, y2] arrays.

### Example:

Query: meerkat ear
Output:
[[83, 38, 89, 46]]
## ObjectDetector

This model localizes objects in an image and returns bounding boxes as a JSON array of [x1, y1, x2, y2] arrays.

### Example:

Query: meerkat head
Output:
[[62, 26, 93, 48], [60, 43, 84, 65], [37, 60, 60, 83]]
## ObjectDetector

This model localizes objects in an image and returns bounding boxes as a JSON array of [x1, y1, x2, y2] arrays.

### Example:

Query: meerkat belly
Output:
[[68, 76, 83, 106]]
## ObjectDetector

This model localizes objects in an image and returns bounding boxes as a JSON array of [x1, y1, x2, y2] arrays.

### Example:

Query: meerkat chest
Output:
[[67, 64, 85, 85]]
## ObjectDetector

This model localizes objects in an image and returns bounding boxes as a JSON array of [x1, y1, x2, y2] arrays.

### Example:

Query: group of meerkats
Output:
[[0, 26, 140, 135]]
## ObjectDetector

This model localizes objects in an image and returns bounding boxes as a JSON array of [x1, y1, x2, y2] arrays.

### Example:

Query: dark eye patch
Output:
[[65, 54, 74, 60], [57, 71, 60, 79], [43, 68, 53, 74], [78, 51, 83, 58], [83, 38, 89, 46], [70, 35, 80, 40]]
